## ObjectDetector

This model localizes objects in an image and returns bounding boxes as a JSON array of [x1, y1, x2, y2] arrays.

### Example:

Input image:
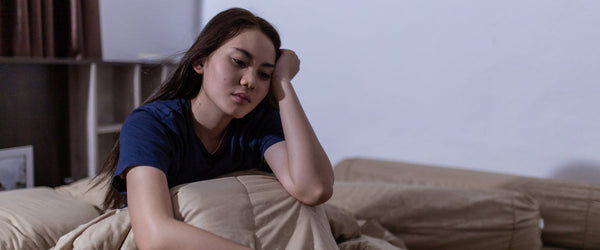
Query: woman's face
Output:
[[194, 28, 277, 119]]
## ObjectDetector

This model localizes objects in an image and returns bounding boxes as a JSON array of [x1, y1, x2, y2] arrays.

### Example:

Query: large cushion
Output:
[[327, 181, 542, 250], [53, 175, 338, 249], [0, 187, 101, 250]]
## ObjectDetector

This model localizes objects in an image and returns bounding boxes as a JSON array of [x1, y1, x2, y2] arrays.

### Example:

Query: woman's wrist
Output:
[[271, 78, 293, 102]]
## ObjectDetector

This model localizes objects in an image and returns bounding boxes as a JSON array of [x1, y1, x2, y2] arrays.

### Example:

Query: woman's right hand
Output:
[[270, 49, 300, 102]]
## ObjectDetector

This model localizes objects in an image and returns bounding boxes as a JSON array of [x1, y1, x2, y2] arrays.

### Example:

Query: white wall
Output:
[[201, 1, 600, 182], [99, 1, 600, 182], [99, 0, 202, 61]]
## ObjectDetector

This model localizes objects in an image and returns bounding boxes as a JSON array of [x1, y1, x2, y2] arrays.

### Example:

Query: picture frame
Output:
[[0, 145, 34, 191]]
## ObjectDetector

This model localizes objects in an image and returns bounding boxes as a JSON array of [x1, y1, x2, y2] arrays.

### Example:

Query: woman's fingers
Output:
[[273, 49, 300, 82]]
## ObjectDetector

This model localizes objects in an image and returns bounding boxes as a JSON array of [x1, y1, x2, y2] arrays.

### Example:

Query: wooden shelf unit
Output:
[[0, 58, 176, 184], [74, 61, 176, 178]]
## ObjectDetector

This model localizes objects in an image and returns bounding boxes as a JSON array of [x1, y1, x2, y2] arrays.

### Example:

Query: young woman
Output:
[[92, 7, 333, 250]]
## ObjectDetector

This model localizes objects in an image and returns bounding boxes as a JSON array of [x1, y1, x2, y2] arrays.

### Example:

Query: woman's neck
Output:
[[190, 93, 231, 150]]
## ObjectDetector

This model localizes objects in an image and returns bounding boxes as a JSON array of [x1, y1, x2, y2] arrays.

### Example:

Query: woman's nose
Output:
[[240, 72, 256, 89]]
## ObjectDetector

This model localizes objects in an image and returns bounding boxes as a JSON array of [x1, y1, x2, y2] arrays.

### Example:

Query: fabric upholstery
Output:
[[0, 187, 101, 250], [328, 181, 542, 250], [335, 157, 600, 249], [334, 158, 520, 189], [502, 178, 600, 249]]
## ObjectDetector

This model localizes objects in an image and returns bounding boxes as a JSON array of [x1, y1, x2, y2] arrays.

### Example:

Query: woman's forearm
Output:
[[275, 79, 334, 204], [127, 166, 251, 250], [266, 49, 333, 205], [136, 217, 251, 250]]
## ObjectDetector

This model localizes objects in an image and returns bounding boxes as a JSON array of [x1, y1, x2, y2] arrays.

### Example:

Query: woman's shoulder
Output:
[[134, 98, 189, 120], [123, 98, 191, 132]]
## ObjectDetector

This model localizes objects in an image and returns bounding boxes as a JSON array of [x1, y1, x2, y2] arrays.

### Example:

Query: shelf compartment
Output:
[[140, 64, 164, 103], [96, 132, 119, 172], [96, 63, 137, 126]]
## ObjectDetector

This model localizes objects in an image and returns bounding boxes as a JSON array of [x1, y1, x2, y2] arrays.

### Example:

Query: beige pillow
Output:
[[54, 175, 338, 249], [328, 181, 542, 250], [55, 177, 108, 211], [0, 187, 101, 250]]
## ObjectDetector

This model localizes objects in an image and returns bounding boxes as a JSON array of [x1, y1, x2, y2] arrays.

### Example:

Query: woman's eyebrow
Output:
[[233, 47, 275, 68]]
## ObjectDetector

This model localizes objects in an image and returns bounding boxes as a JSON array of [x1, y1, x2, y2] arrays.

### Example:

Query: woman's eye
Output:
[[258, 72, 271, 80], [232, 58, 246, 67]]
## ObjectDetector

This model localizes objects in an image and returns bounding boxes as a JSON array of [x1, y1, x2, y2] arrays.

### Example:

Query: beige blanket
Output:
[[52, 175, 338, 250]]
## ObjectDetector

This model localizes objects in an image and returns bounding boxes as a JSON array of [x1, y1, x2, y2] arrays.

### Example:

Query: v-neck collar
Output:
[[185, 99, 230, 158]]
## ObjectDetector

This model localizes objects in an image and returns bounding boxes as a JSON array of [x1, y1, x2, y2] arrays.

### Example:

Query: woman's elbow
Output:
[[297, 183, 333, 206]]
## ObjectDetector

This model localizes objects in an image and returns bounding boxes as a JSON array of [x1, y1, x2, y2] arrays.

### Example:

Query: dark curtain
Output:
[[0, 0, 102, 59]]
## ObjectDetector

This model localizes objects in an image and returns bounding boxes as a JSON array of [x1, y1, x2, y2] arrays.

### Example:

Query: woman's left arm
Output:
[[264, 49, 334, 206]]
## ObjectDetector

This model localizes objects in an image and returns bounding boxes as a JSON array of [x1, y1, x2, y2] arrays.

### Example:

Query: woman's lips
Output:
[[232, 93, 250, 104]]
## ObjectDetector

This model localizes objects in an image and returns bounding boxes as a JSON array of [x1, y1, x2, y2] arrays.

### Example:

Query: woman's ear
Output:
[[192, 61, 204, 74]]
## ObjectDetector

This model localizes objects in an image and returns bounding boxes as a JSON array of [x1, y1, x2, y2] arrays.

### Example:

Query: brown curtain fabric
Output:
[[0, 0, 102, 59]]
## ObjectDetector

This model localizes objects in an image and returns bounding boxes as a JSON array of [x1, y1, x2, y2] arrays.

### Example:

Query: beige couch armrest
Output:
[[334, 157, 600, 249], [328, 181, 542, 250], [335, 158, 520, 189]]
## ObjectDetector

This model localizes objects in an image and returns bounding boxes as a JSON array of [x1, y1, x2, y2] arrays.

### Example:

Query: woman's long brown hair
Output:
[[91, 8, 282, 210]]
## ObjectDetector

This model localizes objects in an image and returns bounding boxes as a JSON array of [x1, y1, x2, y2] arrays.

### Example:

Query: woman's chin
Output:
[[230, 103, 265, 119], [224, 101, 263, 119], [229, 109, 253, 119], [232, 113, 246, 119]]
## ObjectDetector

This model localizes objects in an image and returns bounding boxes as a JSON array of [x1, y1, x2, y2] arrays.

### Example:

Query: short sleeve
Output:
[[258, 110, 285, 158], [111, 109, 174, 192]]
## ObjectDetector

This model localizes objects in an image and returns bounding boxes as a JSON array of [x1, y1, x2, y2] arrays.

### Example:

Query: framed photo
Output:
[[0, 145, 34, 191]]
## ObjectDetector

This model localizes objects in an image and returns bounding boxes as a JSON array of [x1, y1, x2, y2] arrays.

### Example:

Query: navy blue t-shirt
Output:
[[112, 98, 284, 193]]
